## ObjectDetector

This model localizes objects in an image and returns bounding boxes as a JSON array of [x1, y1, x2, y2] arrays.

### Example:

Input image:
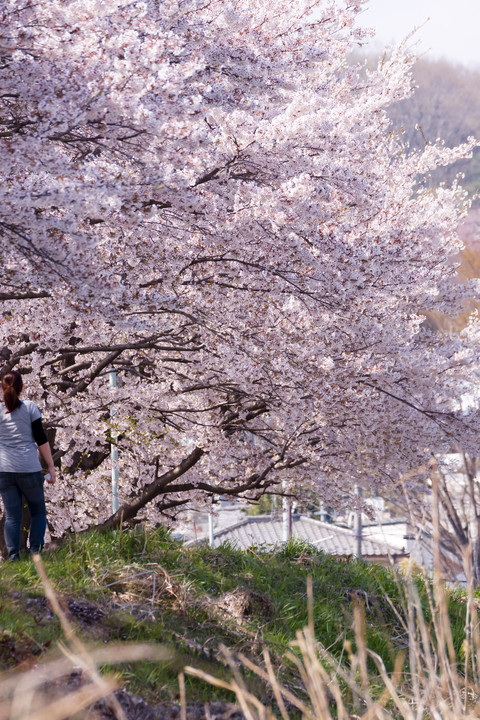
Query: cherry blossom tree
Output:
[[1, 0, 479, 538]]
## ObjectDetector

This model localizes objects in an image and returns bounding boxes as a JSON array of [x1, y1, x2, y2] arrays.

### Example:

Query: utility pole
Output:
[[282, 482, 292, 542], [208, 513, 214, 547], [109, 370, 119, 513], [354, 484, 362, 558]]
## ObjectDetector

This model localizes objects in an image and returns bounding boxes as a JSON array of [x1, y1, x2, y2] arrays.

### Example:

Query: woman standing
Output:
[[0, 371, 56, 560]]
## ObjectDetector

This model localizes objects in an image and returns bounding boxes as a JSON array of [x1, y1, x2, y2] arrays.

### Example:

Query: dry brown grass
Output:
[[183, 575, 480, 720], [3, 486, 480, 720], [0, 555, 170, 720], [180, 463, 480, 719]]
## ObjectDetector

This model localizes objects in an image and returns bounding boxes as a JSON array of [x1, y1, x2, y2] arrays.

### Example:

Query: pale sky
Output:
[[359, 0, 480, 69]]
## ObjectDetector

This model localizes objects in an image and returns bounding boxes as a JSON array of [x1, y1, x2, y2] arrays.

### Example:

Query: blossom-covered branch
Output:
[[0, 0, 479, 536]]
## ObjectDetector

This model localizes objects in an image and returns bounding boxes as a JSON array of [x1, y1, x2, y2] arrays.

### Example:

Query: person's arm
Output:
[[32, 417, 56, 484], [38, 442, 56, 484]]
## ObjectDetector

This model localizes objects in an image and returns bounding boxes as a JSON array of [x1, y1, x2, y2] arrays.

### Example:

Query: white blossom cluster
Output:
[[0, 0, 479, 535]]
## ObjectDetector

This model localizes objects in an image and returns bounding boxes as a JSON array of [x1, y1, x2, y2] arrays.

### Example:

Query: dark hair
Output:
[[1, 371, 23, 413]]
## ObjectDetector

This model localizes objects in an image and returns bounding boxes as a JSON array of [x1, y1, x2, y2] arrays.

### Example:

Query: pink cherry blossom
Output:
[[0, 0, 478, 536]]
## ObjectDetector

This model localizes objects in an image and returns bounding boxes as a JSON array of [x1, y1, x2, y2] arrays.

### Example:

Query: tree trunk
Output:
[[96, 446, 205, 531], [47, 446, 204, 549]]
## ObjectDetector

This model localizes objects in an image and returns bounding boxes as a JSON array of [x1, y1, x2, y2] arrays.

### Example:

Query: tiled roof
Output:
[[190, 514, 399, 557]]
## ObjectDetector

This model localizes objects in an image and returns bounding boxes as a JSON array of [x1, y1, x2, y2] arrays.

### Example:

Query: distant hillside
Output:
[[355, 55, 480, 333], [420, 207, 480, 333], [352, 54, 480, 196], [387, 58, 480, 195]]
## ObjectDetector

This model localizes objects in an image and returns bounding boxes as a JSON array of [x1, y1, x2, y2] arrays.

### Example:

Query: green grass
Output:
[[0, 526, 466, 707]]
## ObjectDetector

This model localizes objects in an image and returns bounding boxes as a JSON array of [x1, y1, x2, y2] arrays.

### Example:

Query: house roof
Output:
[[188, 514, 401, 557]]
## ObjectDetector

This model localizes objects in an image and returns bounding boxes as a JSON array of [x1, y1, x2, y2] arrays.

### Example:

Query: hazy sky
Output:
[[359, 0, 480, 68]]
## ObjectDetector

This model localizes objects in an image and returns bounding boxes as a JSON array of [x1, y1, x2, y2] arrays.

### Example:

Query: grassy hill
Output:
[[0, 525, 471, 719]]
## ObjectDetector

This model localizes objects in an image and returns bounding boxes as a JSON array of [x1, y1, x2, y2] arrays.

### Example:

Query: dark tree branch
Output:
[[359, 380, 455, 419], [0, 290, 49, 301], [92, 446, 205, 531]]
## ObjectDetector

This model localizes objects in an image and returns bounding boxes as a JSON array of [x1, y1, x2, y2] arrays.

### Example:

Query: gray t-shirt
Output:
[[0, 400, 42, 473]]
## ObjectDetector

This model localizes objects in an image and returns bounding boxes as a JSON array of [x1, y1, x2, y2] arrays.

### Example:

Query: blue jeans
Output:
[[0, 471, 46, 560]]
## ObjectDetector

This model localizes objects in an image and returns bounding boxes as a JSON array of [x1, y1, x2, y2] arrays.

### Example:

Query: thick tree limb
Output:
[[0, 290, 49, 301], [92, 446, 205, 531], [45, 446, 205, 550]]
